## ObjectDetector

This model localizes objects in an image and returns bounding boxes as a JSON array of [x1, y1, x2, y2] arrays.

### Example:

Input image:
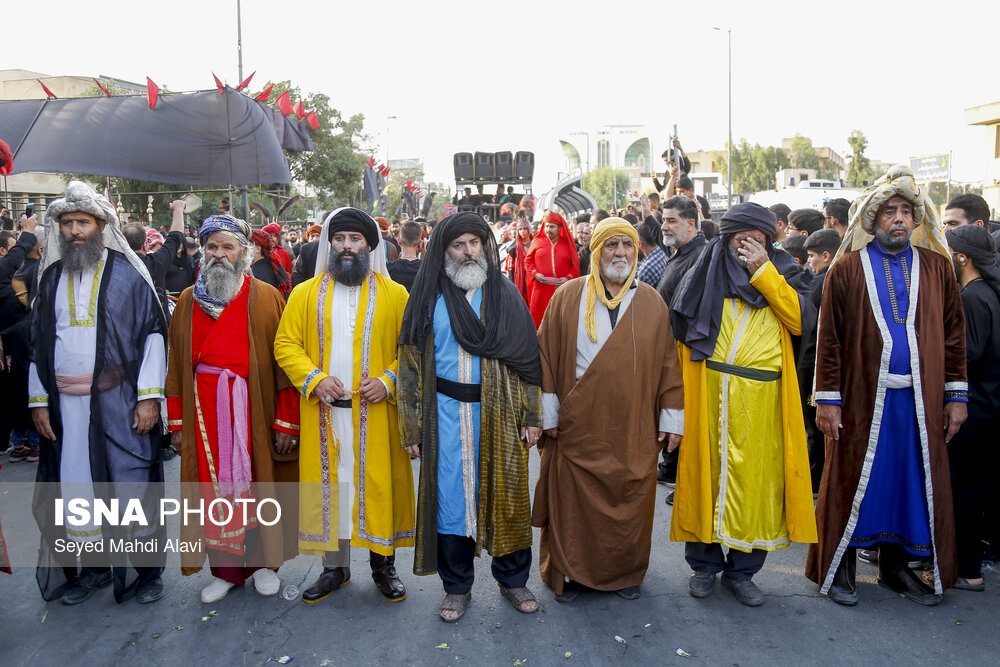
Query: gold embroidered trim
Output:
[[274, 419, 299, 431], [167, 419, 183, 427], [29, 395, 48, 404], [67, 260, 105, 327], [137, 387, 164, 397]]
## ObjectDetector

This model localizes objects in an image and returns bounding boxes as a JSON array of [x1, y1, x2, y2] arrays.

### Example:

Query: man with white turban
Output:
[[807, 165, 968, 607], [30, 181, 167, 605]]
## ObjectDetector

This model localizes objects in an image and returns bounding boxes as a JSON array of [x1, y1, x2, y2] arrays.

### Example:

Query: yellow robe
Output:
[[274, 271, 415, 556], [670, 261, 817, 551]]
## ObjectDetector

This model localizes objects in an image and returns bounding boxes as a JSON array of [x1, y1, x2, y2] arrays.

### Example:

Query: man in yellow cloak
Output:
[[668, 202, 817, 607], [275, 208, 414, 604]]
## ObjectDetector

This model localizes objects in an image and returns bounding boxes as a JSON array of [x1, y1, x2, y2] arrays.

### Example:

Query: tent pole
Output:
[[237, 0, 249, 221], [12, 99, 48, 161]]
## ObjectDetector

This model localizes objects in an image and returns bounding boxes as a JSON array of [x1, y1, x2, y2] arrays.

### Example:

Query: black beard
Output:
[[875, 227, 910, 251], [59, 231, 105, 273], [329, 247, 370, 285]]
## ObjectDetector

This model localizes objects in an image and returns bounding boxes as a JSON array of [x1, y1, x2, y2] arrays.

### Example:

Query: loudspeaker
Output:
[[494, 151, 513, 182], [454, 153, 474, 182], [474, 152, 495, 182], [515, 151, 534, 182]]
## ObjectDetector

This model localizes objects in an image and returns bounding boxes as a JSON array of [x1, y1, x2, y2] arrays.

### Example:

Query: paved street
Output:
[[2, 453, 998, 666]]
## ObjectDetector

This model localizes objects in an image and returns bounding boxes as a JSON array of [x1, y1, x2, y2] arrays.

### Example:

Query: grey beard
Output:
[[59, 231, 105, 273], [600, 257, 632, 283], [662, 231, 678, 247], [444, 253, 488, 291], [201, 248, 251, 301], [329, 247, 370, 286], [875, 227, 911, 251]]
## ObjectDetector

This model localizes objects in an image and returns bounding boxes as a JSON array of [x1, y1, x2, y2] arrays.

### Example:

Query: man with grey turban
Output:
[[807, 165, 968, 607], [29, 181, 168, 605], [940, 224, 1000, 592]]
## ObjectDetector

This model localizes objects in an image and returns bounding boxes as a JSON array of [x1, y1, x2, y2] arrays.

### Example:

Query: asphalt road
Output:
[[2, 451, 998, 666]]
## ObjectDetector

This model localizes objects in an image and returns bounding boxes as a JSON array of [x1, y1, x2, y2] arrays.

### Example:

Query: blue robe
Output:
[[433, 288, 483, 537], [849, 242, 932, 555]]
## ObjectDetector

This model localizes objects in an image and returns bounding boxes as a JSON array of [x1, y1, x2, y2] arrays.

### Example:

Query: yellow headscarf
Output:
[[834, 164, 949, 263], [584, 217, 639, 342]]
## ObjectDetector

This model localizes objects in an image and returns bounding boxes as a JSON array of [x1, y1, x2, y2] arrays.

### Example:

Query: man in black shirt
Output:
[[122, 200, 186, 318], [387, 221, 422, 292]]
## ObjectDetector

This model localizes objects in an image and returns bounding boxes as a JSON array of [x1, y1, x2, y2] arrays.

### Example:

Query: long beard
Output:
[[59, 231, 105, 273], [201, 248, 251, 301], [874, 226, 911, 251], [600, 257, 632, 284], [445, 253, 488, 291], [329, 247, 370, 286]]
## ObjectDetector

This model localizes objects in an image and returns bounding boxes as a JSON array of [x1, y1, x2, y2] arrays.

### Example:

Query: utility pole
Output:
[[237, 0, 249, 222]]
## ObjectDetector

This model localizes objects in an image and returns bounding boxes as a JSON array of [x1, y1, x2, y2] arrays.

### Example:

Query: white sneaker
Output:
[[251, 569, 281, 596], [201, 577, 235, 603]]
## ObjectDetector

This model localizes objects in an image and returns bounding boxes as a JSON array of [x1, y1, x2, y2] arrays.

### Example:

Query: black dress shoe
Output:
[[878, 563, 941, 606], [136, 575, 164, 604], [828, 548, 858, 606], [857, 549, 878, 565], [370, 553, 406, 602], [665, 491, 675, 506], [302, 567, 351, 603], [615, 585, 641, 600], [61, 568, 113, 605]]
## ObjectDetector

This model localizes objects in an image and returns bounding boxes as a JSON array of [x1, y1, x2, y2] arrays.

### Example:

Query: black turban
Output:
[[327, 208, 380, 249], [947, 224, 1000, 301], [399, 212, 541, 385], [719, 202, 778, 236]]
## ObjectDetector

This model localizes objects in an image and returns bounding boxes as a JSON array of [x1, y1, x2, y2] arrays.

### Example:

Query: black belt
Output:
[[328, 398, 353, 409], [436, 376, 482, 403], [705, 360, 782, 382]]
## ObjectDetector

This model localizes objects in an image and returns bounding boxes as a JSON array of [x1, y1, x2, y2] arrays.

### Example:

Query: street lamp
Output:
[[714, 26, 732, 208]]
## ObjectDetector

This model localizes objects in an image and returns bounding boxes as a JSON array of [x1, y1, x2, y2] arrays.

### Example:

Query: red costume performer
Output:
[[526, 211, 580, 328]]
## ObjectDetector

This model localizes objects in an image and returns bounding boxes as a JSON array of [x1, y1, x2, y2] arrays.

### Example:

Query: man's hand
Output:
[[20, 213, 38, 233], [170, 430, 182, 453], [543, 427, 558, 440], [666, 433, 682, 452], [32, 406, 56, 441], [312, 376, 346, 404], [169, 200, 187, 214], [520, 426, 542, 450], [640, 193, 652, 220], [133, 398, 159, 434], [816, 403, 842, 441], [943, 401, 968, 443], [554, 277, 568, 286], [737, 237, 769, 275], [668, 163, 679, 179], [274, 431, 298, 454], [359, 377, 388, 404], [405, 444, 421, 459]]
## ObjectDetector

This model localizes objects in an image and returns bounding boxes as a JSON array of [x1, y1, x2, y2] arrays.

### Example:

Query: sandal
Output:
[[499, 583, 539, 614], [439, 592, 471, 622]]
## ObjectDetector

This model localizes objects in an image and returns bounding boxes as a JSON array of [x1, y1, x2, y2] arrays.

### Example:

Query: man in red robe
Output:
[[506, 219, 533, 303], [525, 211, 580, 328], [167, 214, 301, 604], [263, 222, 294, 275]]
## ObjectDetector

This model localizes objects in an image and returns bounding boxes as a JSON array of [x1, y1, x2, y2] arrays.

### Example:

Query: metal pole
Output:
[[946, 151, 952, 203], [237, 0, 249, 221], [727, 29, 732, 208]]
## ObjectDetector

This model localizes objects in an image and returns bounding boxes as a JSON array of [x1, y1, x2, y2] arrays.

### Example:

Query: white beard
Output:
[[202, 246, 252, 301], [600, 257, 632, 283]]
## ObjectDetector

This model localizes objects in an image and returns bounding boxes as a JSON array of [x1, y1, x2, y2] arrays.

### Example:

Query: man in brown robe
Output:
[[167, 215, 300, 603], [533, 218, 684, 602], [807, 166, 967, 606]]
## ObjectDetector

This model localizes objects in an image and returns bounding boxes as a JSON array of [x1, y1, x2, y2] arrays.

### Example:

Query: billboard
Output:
[[909, 154, 949, 182]]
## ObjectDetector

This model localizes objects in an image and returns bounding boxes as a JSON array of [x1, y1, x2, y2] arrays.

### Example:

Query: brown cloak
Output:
[[532, 278, 684, 593], [167, 278, 299, 575], [806, 247, 966, 593]]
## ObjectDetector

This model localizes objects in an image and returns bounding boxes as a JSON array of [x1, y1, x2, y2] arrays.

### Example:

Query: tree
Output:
[[713, 140, 789, 195], [582, 167, 630, 210], [788, 134, 820, 170], [845, 130, 876, 188]]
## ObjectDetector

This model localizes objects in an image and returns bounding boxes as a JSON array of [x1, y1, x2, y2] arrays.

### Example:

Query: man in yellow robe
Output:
[[275, 208, 415, 604], [669, 202, 816, 607]]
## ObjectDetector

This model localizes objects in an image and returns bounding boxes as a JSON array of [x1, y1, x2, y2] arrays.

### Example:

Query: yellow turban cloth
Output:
[[584, 217, 639, 342], [834, 164, 950, 263]]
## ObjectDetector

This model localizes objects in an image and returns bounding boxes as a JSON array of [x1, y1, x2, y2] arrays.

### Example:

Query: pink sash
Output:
[[195, 363, 252, 496]]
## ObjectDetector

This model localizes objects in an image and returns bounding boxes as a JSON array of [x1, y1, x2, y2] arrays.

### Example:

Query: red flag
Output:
[[305, 111, 320, 130], [367, 156, 376, 168], [276, 91, 293, 116], [146, 77, 159, 109], [212, 73, 224, 94], [93, 78, 111, 97], [236, 71, 255, 91], [254, 83, 273, 102], [38, 80, 56, 98], [292, 100, 305, 119]]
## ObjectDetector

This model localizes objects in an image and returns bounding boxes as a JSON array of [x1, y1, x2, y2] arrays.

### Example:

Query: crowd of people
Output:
[[1, 164, 998, 622]]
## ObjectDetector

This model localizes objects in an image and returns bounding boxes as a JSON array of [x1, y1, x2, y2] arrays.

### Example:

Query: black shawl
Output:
[[399, 212, 541, 386]]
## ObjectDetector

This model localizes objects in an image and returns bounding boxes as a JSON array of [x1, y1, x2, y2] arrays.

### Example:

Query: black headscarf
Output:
[[947, 224, 1000, 302], [399, 212, 542, 386], [328, 208, 380, 249], [670, 202, 809, 361]]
